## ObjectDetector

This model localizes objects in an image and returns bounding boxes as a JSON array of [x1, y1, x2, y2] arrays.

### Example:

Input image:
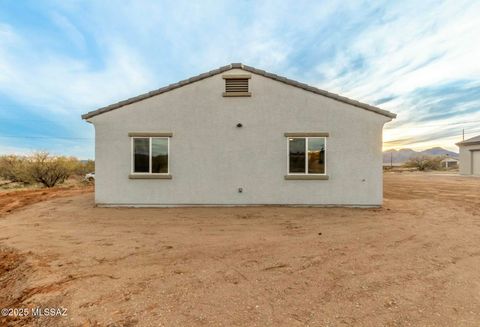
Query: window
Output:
[[287, 137, 326, 175], [222, 74, 251, 97], [133, 138, 150, 173], [131, 137, 169, 174]]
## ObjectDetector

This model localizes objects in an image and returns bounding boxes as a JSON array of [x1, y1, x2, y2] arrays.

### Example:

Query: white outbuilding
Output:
[[457, 135, 480, 176], [82, 63, 396, 207], [440, 157, 459, 169]]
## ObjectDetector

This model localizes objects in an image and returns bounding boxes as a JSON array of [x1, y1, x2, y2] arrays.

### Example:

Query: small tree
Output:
[[404, 156, 442, 171], [27, 152, 76, 187]]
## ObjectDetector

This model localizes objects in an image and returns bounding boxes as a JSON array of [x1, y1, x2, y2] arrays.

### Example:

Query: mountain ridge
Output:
[[383, 147, 458, 164]]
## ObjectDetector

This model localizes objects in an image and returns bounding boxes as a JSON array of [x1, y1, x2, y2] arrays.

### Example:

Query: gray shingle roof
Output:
[[82, 63, 397, 120], [457, 135, 480, 146]]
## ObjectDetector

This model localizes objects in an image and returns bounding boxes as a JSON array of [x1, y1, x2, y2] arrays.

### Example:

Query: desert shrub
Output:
[[74, 159, 95, 176], [404, 156, 442, 171], [0, 153, 93, 188], [0, 155, 31, 184], [27, 152, 78, 188]]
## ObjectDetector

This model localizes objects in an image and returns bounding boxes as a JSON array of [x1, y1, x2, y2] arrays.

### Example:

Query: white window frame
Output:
[[131, 137, 170, 175], [287, 137, 327, 175]]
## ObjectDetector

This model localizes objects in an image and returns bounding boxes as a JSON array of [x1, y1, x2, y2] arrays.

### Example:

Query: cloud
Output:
[[49, 12, 87, 51], [295, 0, 480, 151], [0, 0, 479, 157], [0, 22, 156, 143], [0, 26, 155, 111]]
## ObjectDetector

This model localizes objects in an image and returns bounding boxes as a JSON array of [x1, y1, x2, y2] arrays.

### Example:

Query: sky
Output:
[[1, 0, 479, 159]]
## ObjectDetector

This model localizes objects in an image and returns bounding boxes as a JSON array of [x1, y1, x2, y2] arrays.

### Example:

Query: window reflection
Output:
[[134, 138, 149, 173], [308, 138, 325, 174], [152, 138, 168, 173], [288, 137, 326, 175], [289, 138, 306, 173]]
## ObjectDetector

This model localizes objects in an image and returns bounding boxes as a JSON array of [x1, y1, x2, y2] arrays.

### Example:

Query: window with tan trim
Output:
[[287, 137, 326, 175], [131, 137, 169, 174]]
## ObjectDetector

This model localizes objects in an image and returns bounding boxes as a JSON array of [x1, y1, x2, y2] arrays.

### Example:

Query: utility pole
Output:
[[462, 129, 465, 141], [390, 152, 393, 168]]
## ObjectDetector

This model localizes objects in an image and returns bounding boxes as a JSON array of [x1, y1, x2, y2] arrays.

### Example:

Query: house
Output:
[[440, 157, 459, 169], [457, 135, 480, 175], [82, 63, 396, 207]]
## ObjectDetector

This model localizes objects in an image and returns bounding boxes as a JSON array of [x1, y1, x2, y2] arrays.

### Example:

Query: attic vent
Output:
[[226, 78, 248, 92], [222, 74, 251, 97]]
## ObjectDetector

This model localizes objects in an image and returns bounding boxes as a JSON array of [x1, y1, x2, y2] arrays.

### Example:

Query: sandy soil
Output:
[[0, 184, 93, 217], [0, 173, 479, 326]]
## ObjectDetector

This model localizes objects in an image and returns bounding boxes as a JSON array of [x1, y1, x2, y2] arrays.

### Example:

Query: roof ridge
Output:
[[82, 63, 396, 120]]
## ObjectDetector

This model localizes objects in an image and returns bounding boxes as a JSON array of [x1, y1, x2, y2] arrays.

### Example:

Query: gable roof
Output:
[[456, 135, 480, 146], [82, 63, 397, 120], [440, 157, 459, 162]]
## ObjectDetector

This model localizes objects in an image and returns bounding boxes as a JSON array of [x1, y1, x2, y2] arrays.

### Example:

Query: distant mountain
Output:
[[383, 147, 458, 165], [422, 147, 458, 157]]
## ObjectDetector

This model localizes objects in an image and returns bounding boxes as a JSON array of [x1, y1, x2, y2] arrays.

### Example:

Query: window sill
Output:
[[223, 92, 251, 97], [129, 174, 172, 179], [284, 175, 329, 180]]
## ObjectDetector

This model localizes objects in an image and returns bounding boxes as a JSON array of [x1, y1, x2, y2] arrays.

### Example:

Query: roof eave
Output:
[[456, 141, 480, 146]]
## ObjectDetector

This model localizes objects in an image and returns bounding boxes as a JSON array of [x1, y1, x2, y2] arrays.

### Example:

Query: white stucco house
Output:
[[440, 156, 459, 169], [82, 63, 396, 207], [457, 135, 480, 175]]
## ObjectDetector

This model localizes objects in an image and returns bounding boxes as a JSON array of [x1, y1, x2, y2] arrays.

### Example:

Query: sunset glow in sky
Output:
[[1, 1, 479, 158]]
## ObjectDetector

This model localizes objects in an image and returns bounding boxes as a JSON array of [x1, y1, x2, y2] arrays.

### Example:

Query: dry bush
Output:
[[0, 155, 30, 184], [0, 153, 94, 188], [74, 159, 95, 176], [27, 152, 79, 188], [404, 156, 442, 171]]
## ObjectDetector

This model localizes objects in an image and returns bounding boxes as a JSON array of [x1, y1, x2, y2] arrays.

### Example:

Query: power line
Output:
[[0, 135, 93, 140], [0, 104, 93, 109], [0, 118, 69, 123]]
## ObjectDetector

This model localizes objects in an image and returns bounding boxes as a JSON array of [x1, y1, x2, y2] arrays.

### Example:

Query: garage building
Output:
[[457, 135, 480, 176]]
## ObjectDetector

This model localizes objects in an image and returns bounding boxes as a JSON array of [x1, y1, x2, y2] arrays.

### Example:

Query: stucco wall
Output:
[[89, 68, 391, 206], [459, 144, 480, 175]]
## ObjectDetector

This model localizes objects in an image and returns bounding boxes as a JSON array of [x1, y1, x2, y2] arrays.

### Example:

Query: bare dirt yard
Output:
[[0, 173, 479, 326], [0, 183, 93, 217]]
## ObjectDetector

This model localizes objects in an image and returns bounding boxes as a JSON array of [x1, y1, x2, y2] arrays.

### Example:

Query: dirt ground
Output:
[[0, 184, 93, 217], [0, 173, 479, 326]]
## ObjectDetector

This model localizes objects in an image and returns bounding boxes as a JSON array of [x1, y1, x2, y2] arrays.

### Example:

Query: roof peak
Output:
[[82, 63, 397, 120]]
